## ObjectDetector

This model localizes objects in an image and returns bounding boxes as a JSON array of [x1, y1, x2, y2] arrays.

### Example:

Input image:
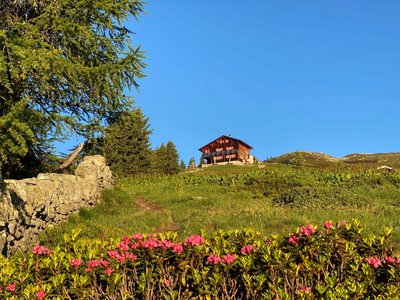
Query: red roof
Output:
[[198, 135, 253, 151]]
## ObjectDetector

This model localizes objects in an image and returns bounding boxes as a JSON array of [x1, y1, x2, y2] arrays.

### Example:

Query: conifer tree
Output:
[[0, 0, 145, 177], [151, 141, 180, 175], [188, 157, 196, 169], [180, 159, 186, 171], [104, 108, 152, 176]]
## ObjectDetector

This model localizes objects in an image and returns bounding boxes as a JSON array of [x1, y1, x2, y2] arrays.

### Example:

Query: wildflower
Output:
[[161, 239, 174, 249], [338, 220, 348, 227], [70, 258, 83, 268], [117, 241, 129, 251], [184, 235, 205, 247], [132, 233, 144, 240], [207, 254, 222, 264], [104, 268, 113, 276], [173, 243, 183, 254], [241, 245, 255, 255], [288, 234, 300, 246], [365, 256, 381, 268], [385, 256, 396, 264], [142, 238, 160, 250], [6, 282, 16, 292], [36, 290, 47, 300], [324, 221, 333, 230], [32, 245, 51, 256], [265, 239, 272, 246], [107, 250, 119, 259], [124, 252, 137, 261], [300, 224, 316, 237], [223, 254, 236, 265]]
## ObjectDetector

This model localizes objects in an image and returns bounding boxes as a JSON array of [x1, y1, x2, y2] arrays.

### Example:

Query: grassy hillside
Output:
[[42, 157, 400, 246], [267, 151, 400, 170]]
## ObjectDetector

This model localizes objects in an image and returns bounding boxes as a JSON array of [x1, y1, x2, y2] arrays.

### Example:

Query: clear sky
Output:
[[60, 1, 400, 164]]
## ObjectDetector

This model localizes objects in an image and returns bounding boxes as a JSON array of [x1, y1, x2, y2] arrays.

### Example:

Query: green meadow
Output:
[[42, 154, 400, 246]]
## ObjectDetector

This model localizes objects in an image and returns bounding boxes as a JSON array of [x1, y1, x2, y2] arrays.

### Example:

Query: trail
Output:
[[134, 197, 180, 233]]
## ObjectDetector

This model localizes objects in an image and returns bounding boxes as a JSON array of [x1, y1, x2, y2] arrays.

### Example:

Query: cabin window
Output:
[[216, 148, 223, 152], [226, 146, 234, 150]]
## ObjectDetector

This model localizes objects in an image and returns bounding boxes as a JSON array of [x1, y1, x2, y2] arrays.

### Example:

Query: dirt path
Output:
[[134, 197, 179, 233]]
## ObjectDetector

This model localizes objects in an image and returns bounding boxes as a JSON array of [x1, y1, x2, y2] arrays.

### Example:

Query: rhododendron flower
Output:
[[385, 256, 396, 264], [241, 245, 255, 255], [142, 238, 161, 250], [117, 241, 129, 251], [107, 250, 118, 259], [124, 252, 137, 261], [288, 234, 300, 246], [207, 254, 222, 264], [173, 243, 183, 254], [161, 239, 174, 249], [324, 221, 333, 230], [365, 257, 381, 268], [70, 258, 83, 268], [32, 245, 51, 256], [300, 224, 316, 237], [104, 268, 113, 276], [184, 235, 205, 247], [132, 233, 144, 240], [36, 290, 47, 300], [6, 282, 16, 292], [223, 254, 236, 265]]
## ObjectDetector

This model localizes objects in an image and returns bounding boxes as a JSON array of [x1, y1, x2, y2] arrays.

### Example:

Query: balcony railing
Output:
[[201, 149, 238, 158]]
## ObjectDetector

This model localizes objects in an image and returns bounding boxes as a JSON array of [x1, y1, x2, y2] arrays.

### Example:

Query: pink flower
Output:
[[6, 282, 16, 292], [324, 221, 333, 230], [115, 254, 126, 263], [184, 235, 205, 247], [365, 256, 381, 268], [141, 238, 161, 250], [300, 224, 316, 237], [132, 233, 144, 240], [241, 245, 255, 255], [107, 250, 118, 259], [32, 245, 51, 256], [70, 258, 83, 268], [288, 234, 300, 246], [124, 252, 137, 261], [338, 220, 348, 227], [104, 268, 113, 276], [223, 254, 236, 265], [36, 290, 47, 300], [207, 254, 222, 264], [173, 243, 183, 254], [385, 256, 396, 264], [161, 239, 174, 249], [117, 241, 129, 251]]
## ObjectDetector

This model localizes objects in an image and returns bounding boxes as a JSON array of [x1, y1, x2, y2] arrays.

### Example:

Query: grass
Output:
[[42, 161, 400, 247]]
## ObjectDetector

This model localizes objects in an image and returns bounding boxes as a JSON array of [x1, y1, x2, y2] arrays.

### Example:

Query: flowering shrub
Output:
[[0, 221, 400, 299]]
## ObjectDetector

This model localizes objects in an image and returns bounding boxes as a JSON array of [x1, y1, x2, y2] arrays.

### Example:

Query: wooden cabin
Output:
[[199, 135, 257, 166]]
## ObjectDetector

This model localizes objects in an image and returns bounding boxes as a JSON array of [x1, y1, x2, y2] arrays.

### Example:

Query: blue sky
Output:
[[61, 1, 400, 164]]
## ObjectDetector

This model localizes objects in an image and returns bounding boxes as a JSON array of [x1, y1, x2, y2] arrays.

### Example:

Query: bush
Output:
[[1, 221, 400, 299]]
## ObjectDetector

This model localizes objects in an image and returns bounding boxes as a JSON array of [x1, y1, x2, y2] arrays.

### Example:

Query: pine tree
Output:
[[104, 108, 152, 176], [180, 160, 186, 171], [0, 0, 145, 178], [151, 141, 180, 175], [188, 157, 196, 169], [165, 141, 180, 174]]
